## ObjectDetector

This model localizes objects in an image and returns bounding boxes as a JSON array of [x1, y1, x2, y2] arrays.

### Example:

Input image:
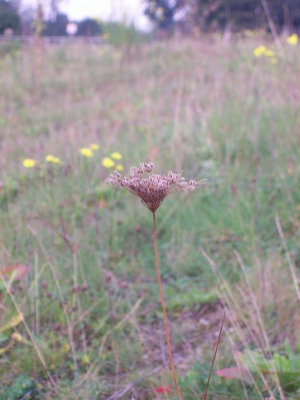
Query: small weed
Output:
[[0, 374, 37, 400]]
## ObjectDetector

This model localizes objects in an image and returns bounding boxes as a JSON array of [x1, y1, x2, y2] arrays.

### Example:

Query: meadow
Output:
[[0, 33, 300, 399]]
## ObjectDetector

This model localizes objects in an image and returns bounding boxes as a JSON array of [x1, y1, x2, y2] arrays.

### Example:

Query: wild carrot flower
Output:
[[110, 152, 122, 160], [90, 144, 99, 150], [80, 148, 93, 158], [287, 34, 298, 45], [22, 159, 37, 168], [106, 162, 205, 400], [102, 157, 115, 168], [105, 162, 204, 212]]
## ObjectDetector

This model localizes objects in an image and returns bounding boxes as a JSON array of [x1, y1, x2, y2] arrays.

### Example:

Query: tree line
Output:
[[1, 0, 300, 36], [145, 0, 300, 33], [0, 0, 102, 36]]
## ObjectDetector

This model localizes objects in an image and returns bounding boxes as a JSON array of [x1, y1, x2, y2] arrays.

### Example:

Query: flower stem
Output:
[[152, 211, 182, 400]]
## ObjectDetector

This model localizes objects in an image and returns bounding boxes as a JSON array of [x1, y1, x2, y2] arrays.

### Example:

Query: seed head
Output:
[[105, 163, 205, 212]]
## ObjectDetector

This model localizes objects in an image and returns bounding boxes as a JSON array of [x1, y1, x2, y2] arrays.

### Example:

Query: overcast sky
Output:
[[21, 0, 152, 31]]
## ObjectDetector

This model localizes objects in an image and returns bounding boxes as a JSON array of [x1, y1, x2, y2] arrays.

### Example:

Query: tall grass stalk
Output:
[[34, 249, 40, 335]]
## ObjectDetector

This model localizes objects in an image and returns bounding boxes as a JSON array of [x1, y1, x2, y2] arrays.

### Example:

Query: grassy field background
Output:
[[0, 34, 300, 399]]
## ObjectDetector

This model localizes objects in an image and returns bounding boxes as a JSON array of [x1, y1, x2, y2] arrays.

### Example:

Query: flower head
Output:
[[80, 148, 93, 158], [22, 159, 37, 168], [253, 45, 267, 57], [105, 162, 205, 212], [52, 157, 62, 164], [116, 164, 123, 172], [102, 157, 115, 168], [287, 34, 298, 45], [90, 144, 99, 150], [110, 152, 122, 160], [46, 155, 54, 162], [46, 155, 62, 164], [265, 49, 274, 57]]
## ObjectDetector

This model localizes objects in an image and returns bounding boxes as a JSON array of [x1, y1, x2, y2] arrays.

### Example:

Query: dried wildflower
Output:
[[105, 162, 204, 213], [105, 162, 205, 400]]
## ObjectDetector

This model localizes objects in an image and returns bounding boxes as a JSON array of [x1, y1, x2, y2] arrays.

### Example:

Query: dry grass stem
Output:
[[201, 311, 226, 400]]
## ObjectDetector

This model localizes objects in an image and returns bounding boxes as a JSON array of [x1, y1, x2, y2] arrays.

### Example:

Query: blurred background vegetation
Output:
[[1, 0, 300, 38]]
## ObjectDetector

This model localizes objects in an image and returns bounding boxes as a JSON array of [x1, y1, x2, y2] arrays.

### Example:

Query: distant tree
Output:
[[195, 0, 300, 32], [76, 18, 102, 36], [195, 0, 264, 32], [265, 0, 300, 31], [144, 0, 300, 34], [0, 0, 21, 34], [19, 5, 35, 35], [44, 12, 68, 36], [48, 0, 65, 21], [10, 0, 21, 12], [144, 0, 186, 31]]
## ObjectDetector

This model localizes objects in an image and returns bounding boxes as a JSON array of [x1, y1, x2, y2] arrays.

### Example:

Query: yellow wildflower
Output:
[[253, 45, 266, 57], [53, 157, 62, 164], [110, 152, 122, 160], [81, 354, 90, 364], [63, 343, 71, 352], [90, 144, 99, 150], [116, 164, 123, 172], [46, 155, 54, 162], [11, 332, 23, 342], [46, 155, 62, 164], [22, 159, 37, 168], [271, 57, 278, 64], [265, 49, 274, 57], [287, 34, 298, 45], [102, 157, 115, 168], [80, 148, 93, 158]]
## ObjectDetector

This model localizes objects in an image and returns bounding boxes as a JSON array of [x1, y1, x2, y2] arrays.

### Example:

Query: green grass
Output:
[[0, 36, 300, 399]]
